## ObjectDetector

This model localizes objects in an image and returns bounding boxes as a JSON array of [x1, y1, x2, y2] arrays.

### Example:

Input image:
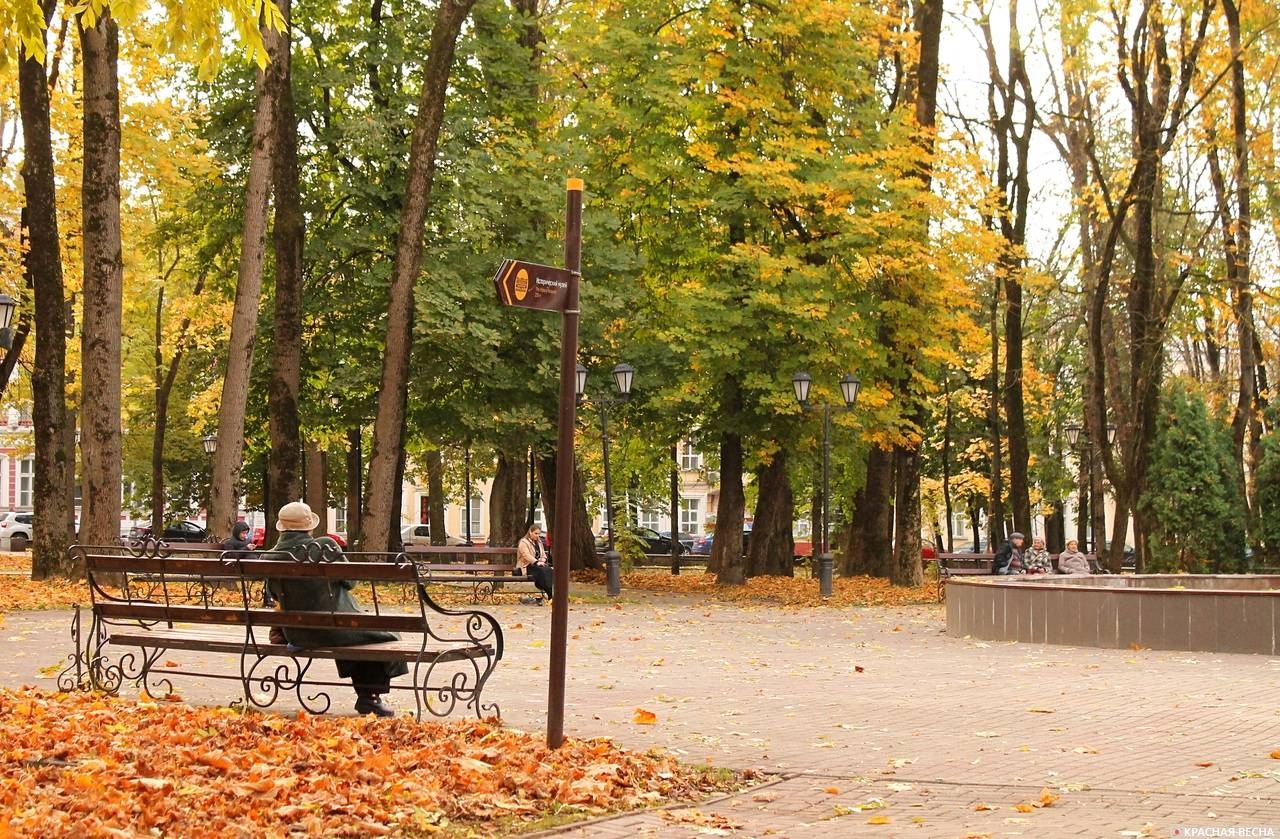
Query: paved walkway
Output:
[[3, 587, 1278, 837]]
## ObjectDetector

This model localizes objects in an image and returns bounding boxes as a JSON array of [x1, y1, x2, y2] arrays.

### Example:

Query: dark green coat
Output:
[[265, 531, 402, 650]]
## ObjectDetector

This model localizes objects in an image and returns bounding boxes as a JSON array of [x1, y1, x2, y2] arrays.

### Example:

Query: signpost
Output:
[[494, 178, 582, 749], [493, 259, 573, 312]]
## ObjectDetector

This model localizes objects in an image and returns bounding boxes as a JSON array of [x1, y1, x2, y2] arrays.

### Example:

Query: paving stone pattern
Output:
[[3, 585, 1278, 838]]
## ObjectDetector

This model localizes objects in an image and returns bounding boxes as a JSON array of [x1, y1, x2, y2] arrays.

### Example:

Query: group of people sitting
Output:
[[993, 532, 1092, 575]]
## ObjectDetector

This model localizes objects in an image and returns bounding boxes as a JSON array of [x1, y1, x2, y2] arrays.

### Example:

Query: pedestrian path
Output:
[[4, 586, 1278, 837]]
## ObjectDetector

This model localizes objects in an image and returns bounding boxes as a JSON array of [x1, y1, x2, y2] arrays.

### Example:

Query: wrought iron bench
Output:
[[59, 540, 504, 719], [404, 545, 543, 603]]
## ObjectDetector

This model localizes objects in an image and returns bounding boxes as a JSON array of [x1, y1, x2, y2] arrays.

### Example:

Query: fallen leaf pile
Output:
[[0, 688, 741, 836], [0, 577, 87, 613], [0, 552, 28, 572], [571, 570, 940, 608]]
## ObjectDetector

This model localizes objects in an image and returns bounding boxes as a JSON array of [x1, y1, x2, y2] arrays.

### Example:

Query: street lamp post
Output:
[[793, 372, 860, 598], [1065, 423, 1116, 553], [0, 293, 17, 350], [578, 362, 634, 597], [202, 434, 217, 530]]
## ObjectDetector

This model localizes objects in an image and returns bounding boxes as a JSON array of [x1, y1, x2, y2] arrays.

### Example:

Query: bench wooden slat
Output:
[[95, 602, 427, 633], [108, 629, 492, 663], [87, 555, 419, 582]]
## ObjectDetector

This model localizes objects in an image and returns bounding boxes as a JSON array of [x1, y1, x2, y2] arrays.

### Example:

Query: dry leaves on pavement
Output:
[[572, 570, 939, 607], [0, 688, 742, 837]]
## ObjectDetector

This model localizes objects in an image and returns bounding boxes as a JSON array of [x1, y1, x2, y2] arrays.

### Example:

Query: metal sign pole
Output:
[[546, 178, 582, 749]]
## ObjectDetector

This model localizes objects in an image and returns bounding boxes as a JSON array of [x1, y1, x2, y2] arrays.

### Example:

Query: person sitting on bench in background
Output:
[[1056, 538, 1091, 574], [265, 502, 407, 718], [516, 523, 553, 604], [993, 531, 1026, 575]]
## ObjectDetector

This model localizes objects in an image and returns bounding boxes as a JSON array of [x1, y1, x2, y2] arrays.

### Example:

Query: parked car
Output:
[[0, 512, 34, 551], [251, 527, 347, 549], [660, 530, 696, 551], [684, 530, 754, 557], [596, 526, 687, 555], [129, 521, 210, 543], [400, 524, 466, 547]]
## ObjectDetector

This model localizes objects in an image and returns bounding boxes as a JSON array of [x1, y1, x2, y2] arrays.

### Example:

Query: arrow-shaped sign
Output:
[[493, 259, 574, 312]]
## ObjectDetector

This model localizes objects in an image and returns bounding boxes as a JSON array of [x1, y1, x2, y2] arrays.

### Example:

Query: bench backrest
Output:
[[404, 545, 516, 563], [76, 545, 426, 635]]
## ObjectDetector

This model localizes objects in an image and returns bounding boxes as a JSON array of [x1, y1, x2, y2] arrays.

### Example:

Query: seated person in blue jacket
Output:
[[265, 502, 406, 718]]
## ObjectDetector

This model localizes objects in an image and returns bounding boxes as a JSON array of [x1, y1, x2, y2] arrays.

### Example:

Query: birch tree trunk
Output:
[[363, 0, 478, 552], [266, 0, 304, 540], [78, 8, 124, 549], [209, 33, 280, 540]]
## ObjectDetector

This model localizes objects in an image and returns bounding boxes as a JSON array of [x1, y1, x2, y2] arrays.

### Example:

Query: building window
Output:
[[17, 458, 33, 508], [468, 495, 484, 536], [679, 498, 701, 534], [532, 505, 545, 529], [680, 442, 702, 472], [639, 509, 661, 531], [335, 505, 347, 533]]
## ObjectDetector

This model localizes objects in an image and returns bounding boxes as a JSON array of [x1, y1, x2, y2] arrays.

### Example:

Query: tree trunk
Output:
[[210, 29, 279, 540], [535, 453, 601, 570], [842, 446, 893, 576], [891, 442, 924, 586], [78, 8, 124, 549], [488, 451, 527, 547], [426, 447, 446, 545], [151, 287, 168, 534], [363, 0, 478, 552], [711, 430, 746, 585], [745, 448, 794, 577], [345, 427, 363, 545], [267, 0, 304, 527], [986, 275, 1006, 551], [304, 446, 326, 535], [22, 0, 75, 577], [942, 380, 954, 552]]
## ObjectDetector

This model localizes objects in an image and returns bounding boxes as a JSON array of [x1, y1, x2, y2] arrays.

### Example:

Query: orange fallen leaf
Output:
[[1269, 750, 1280, 759], [866, 814, 892, 825], [974, 803, 996, 811], [1038, 788, 1060, 807], [198, 751, 234, 772], [1013, 803, 1035, 813], [1128, 642, 1144, 651], [854, 665, 865, 673], [1195, 761, 1214, 768], [632, 708, 657, 725], [162, 692, 183, 702], [823, 786, 840, 795], [164, 660, 180, 668]]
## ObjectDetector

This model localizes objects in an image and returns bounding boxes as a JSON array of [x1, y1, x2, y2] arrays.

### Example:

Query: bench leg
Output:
[[57, 605, 94, 692], [412, 651, 500, 721], [241, 652, 332, 715]]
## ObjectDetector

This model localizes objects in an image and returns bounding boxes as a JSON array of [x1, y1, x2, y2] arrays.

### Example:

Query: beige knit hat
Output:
[[275, 501, 320, 533]]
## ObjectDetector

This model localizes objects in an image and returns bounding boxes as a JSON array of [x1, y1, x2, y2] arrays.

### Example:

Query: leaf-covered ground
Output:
[[0, 689, 745, 837], [573, 569, 941, 608]]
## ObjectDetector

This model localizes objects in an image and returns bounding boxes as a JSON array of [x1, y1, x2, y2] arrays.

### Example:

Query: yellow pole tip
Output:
[[566, 178, 584, 191]]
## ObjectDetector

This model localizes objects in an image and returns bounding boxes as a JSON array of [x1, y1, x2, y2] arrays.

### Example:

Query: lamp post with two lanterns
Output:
[[792, 371, 860, 598], [577, 362, 634, 597], [1064, 423, 1115, 553]]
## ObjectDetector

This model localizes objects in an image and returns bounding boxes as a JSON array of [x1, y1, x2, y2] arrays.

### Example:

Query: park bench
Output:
[[404, 545, 543, 603], [59, 540, 504, 719]]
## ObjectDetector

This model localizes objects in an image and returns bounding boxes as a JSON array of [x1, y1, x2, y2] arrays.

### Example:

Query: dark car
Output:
[[597, 526, 687, 555], [686, 530, 753, 556], [129, 521, 210, 543], [660, 530, 696, 551]]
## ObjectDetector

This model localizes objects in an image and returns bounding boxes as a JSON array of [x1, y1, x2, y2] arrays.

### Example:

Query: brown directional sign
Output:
[[493, 259, 573, 312]]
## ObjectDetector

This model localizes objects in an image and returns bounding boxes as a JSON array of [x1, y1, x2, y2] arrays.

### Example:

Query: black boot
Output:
[[354, 693, 395, 718]]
